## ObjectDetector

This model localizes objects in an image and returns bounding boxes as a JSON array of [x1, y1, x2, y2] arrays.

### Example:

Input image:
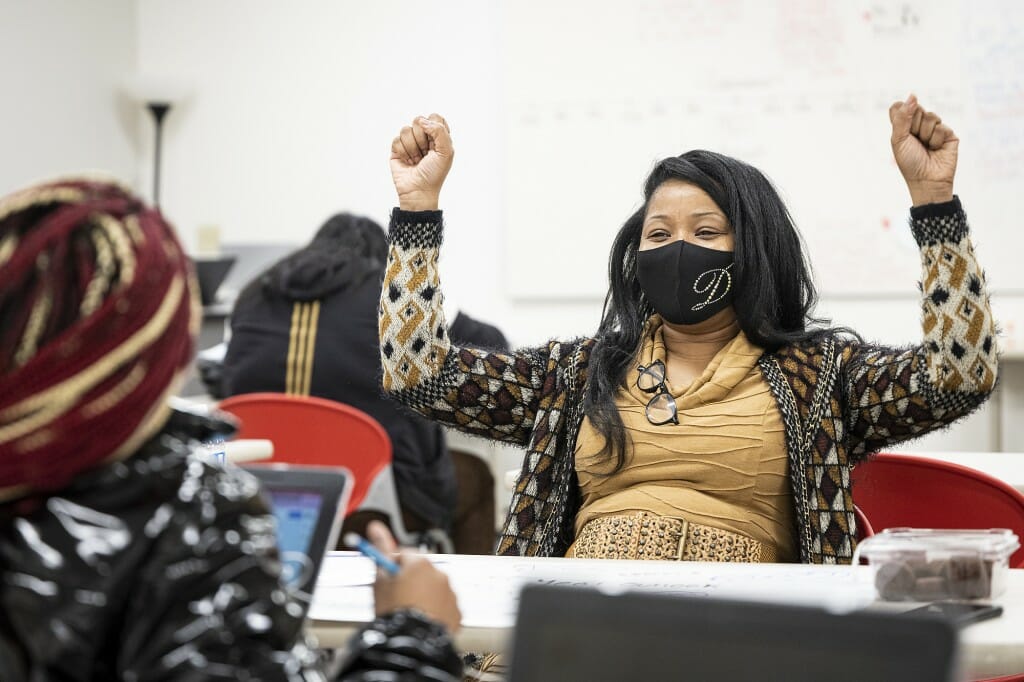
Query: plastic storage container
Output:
[[853, 528, 1020, 601]]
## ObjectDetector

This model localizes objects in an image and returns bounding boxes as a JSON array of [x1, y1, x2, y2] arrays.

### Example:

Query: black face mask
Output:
[[636, 240, 735, 325]]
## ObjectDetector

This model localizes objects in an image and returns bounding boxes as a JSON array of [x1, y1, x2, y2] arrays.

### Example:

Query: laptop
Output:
[[508, 585, 959, 682], [246, 464, 351, 606], [219, 242, 298, 294], [192, 256, 236, 306]]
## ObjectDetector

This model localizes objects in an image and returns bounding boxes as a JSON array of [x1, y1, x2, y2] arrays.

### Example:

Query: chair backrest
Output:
[[218, 392, 391, 516], [852, 453, 1024, 568], [853, 504, 874, 541]]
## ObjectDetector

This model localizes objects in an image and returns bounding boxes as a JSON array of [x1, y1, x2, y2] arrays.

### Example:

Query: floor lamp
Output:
[[145, 101, 172, 209]]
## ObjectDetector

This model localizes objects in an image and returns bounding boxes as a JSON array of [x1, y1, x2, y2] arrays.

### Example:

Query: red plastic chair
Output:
[[851, 453, 1024, 568], [853, 504, 874, 541], [217, 392, 390, 516]]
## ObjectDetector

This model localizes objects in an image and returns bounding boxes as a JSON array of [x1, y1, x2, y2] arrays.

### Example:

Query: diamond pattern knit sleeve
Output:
[[379, 209, 549, 446], [844, 197, 999, 458]]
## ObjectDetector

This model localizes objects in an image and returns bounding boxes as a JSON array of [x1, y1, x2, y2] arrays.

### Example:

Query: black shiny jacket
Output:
[[0, 409, 461, 681]]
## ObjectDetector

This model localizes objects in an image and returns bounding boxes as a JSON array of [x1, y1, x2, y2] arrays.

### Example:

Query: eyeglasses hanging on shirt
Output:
[[636, 360, 678, 426]]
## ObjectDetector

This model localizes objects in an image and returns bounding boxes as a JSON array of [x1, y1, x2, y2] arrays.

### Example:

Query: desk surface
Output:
[[308, 554, 1024, 678]]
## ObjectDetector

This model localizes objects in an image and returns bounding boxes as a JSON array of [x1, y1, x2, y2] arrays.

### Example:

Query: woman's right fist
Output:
[[390, 114, 454, 211]]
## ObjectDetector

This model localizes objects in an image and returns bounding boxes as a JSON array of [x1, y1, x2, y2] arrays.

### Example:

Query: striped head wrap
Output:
[[0, 179, 199, 500]]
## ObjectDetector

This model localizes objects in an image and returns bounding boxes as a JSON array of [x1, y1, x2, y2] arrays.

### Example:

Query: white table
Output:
[[307, 553, 1024, 679]]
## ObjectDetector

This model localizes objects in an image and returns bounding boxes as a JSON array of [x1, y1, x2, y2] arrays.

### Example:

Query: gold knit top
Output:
[[573, 318, 798, 562]]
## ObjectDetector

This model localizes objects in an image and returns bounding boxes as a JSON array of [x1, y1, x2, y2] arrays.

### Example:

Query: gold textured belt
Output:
[[571, 512, 775, 563]]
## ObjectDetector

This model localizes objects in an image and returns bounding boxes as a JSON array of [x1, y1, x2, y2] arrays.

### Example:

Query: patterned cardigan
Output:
[[379, 198, 998, 564]]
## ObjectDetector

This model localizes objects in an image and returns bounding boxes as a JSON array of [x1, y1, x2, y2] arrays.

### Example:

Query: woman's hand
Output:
[[367, 521, 462, 634], [889, 94, 958, 207], [389, 114, 454, 212]]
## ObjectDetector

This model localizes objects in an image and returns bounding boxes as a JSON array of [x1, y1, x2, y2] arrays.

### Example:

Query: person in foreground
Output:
[[0, 179, 462, 680], [379, 95, 998, 565]]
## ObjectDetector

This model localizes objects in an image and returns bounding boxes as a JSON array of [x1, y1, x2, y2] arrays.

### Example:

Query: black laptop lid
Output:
[[509, 585, 959, 682], [246, 464, 350, 607], [193, 256, 236, 306]]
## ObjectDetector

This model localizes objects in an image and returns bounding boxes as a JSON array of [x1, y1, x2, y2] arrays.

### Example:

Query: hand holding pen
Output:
[[344, 531, 401, 575], [358, 520, 462, 634]]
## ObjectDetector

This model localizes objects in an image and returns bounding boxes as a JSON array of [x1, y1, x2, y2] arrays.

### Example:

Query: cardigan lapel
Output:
[[762, 339, 858, 564], [757, 352, 815, 563]]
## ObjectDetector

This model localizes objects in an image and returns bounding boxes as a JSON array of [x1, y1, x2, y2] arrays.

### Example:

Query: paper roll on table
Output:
[[223, 439, 274, 463]]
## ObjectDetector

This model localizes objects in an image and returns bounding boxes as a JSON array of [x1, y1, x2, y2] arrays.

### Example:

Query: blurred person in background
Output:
[[223, 212, 507, 553]]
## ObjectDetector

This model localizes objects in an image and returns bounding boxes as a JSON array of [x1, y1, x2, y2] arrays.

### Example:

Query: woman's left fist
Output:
[[889, 94, 958, 206]]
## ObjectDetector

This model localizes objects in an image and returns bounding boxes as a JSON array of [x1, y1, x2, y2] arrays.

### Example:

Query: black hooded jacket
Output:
[[222, 256, 458, 530]]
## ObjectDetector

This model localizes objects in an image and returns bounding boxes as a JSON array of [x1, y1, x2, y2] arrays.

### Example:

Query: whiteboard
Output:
[[502, 0, 1024, 299]]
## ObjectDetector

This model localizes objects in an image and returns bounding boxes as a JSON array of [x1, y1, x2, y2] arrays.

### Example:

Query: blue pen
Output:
[[344, 532, 400, 575]]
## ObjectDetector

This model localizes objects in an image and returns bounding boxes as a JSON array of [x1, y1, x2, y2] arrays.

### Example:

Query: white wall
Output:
[[0, 0, 138, 194], [131, 0, 1005, 453], [134, 0, 513, 329]]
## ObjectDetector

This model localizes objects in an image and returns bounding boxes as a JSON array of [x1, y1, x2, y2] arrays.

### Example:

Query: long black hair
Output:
[[584, 150, 838, 471], [250, 212, 387, 302]]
